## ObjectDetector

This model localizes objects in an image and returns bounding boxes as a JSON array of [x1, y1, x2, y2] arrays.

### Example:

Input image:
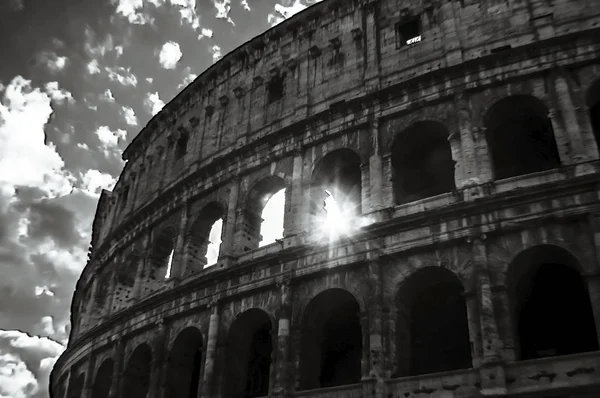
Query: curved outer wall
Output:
[[52, 0, 600, 397]]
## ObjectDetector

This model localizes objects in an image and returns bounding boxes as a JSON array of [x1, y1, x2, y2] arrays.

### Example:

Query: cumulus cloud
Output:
[[214, 0, 235, 25], [158, 41, 183, 69], [268, 0, 323, 26], [105, 66, 138, 87], [210, 45, 222, 63], [201, 28, 214, 38], [35, 52, 68, 74], [144, 92, 165, 115], [94, 126, 127, 153], [0, 76, 74, 198], [114, 0, 154, 25], [86, 60, 101, 75], [121, 106, 138, 126], [80, 170, 117, 197], [99, 89, 116, 103], [241, 0, 250, 11]]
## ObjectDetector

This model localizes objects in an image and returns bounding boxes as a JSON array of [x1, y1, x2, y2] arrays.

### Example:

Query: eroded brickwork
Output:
[[52, 0, 600, 397]]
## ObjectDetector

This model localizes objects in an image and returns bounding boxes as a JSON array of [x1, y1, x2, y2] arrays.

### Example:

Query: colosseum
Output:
[[50, 0, 600, 397]]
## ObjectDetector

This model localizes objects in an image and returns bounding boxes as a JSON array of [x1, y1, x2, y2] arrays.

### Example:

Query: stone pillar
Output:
[[447, 130, 466, 189], [220, 179, 240, 261], [463, 291, 483, 368], [149, 321, 168, 398], [59, 368, 71, 398], [109, 340, 125, 398], [273, 282, 292, 397], [471, 235, 507, 396], [585, 274, 600, 346], [83, 278, 99, 329], [201, 303, 220, 398], [472, 127, 493, 184], [547, 108, 573, 165], [456, 105, 478, 186], [369, 118, 384, 213], [360, 163, 371, 215], [381, 154, 394, 208], [171, 201, 189, 280], [82, 355, 96, 398], [291, 327, 302, 391], [493, 286, 517, 362], [132, 233, 150, 300], [360, 312, 370, 381], [366, 256, 385, 398], [284, 148, 304, 237], [554, 73, 587, 163]]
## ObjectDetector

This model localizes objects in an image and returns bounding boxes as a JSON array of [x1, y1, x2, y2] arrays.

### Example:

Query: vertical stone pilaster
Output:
[[202, 302, 220, 398], [360, 163, 371, 215], [273, 281, 292, 397], [472, 127, 493, 184], [548, 108, 573, 165], [132, 233, 150, 300], [585, 274, 600, 346], [493, 286, 517, 362], [360, 312, 370, 381], [82, 355, 96, 398], [554, 73, 586, 163], [447, 130, 465, 189], [463, 291, 483, 368], [368, 118, 384, 213], [381, 154, 394, 208], [284, 148, 304, 237], [220, 179, 240, 260], [290, 327, 302, 391], [109, 340, 125, 398], [84, 278, 99, 329], [171, 201, 189, 280], [471, 234, 507, 395], [149, 321, 168, 398], [456, 101, 478, 186], [366, 253, 385, 398]]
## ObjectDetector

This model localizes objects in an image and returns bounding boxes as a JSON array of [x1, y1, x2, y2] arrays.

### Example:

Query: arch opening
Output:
[[165, 327, 204, 398], [586, 79, 600, 152], [122, 344, 152, 398], [484, 95, 560, 180], [91, 359, 114, 398], [310, 149, 362, 241], [299, 288, 362, 390], [395, 267, 471, 377], [149, 228, 177, 280], [242, 176, 287, 252], [186, 203, 224, 273], [391, 121, 455, 205], [225, 309, 273, 398], [509, 245, 599, 360]]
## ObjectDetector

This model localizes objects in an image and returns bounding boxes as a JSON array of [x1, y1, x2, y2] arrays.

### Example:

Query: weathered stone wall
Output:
[[52, 0, 600, 397]]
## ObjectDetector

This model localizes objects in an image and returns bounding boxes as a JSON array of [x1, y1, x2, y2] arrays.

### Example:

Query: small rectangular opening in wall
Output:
[[490, 45, 512, 53], [121, 187, 129, 208], [267, 74, 285, 104], [396, 17, 422, 48]]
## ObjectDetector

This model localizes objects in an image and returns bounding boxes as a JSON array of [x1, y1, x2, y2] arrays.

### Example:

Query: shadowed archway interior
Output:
[[299, 288, 363, 390], [509, 245, 599, 360], [121, 343, 152, 398], [165, 327, 204, 398], [91, 359, 114, 398]]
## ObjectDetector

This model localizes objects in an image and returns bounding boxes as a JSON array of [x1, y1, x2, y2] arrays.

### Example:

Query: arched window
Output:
[[91, 359, 114, 398], [395, 267, 471, 377], [299, 289, 362, 390], [186, 203, 224, 273], [225, 309, 273, 398], [122, 344, 152, 398], [149, 227, 177, 279], [242, 176, 287, 251], [310, 149, 362, 240], [175, 133, 189, 160], [586, 79, 600, 152], [509, 245, 599, 360], [165, 327, 204, 398], [484, 95, 561, 180], [391, 121, 455, 204]]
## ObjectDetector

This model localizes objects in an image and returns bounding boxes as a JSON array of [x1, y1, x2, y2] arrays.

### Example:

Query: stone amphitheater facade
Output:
[[50, 0, 600, 397]]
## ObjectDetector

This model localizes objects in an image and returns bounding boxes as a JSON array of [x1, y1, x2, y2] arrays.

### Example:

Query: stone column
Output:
[[59, 368, 70, 398], [132, 233, 150, 300], [471, 234, 507, 396], [82, 355, 96, 398], [220, 179, 240, 261], [456, 104, 478, 186], [291, 327, 302, 391], [585, 274, 600, 345], [273, 282, 292, 397], [201, 303, 220, 398], [284, 149, 305, 237], [381, 154, 394, 208], [149, 321, 168, 398], [554, 73, 587, 163], [547, 108, 573, 165], [360, 312, 370, 381], [83, 278, 99, 329], [366, 256, 385, 398], [109, 340, 125, 398], [463, 291, 483, 368], [171, 201, 189, 281], [369, 119, 384, 213], [360, 162, 371, 216], [447, 130, 466, 189], [472, 127, 493, 184], [493, 286, 517, 362]]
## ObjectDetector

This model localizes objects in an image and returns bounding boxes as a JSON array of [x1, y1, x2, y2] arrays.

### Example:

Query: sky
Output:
[[0, 0, 323, 396]]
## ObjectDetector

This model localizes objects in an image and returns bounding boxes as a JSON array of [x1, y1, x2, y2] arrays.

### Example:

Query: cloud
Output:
[[268, 0, 323, 26], [80, 169, 117, 197], [35, 53, 68, 74], [99, 89, 116, 103], [94, 126, 127, 153], [0, 76, 74, 198], [201, 28, 214, 38], [121, 106, 138, 126], [105, 66, 138, 87], [214, 0, 235, 25], [114, 0, 154, 25], [144, 92, 165, 115], [86, 60, 101, 75], [158, 41, 183, 69], [210, 45, 222, 63], [241, 0, 250, 11]]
